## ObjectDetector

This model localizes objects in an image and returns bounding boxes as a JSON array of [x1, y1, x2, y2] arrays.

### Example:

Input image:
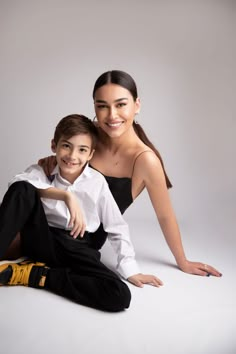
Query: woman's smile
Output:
[[106, 121, 124, 128]]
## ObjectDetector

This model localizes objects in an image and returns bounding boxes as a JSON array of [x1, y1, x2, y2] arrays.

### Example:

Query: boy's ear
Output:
[[51, 139, 56, 153], [88, 149, 95, 161]]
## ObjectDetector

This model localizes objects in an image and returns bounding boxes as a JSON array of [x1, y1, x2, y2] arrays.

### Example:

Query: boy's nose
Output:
[[69, 149, 77, 159]]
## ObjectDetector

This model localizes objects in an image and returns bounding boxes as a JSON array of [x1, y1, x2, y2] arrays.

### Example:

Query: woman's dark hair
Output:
[[54, 114, 98, 150], [93, 70, 172, 188]]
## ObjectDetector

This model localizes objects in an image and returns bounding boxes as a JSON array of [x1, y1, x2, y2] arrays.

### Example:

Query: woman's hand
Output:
[[128, 273, 163, 288], [64, 192, 86, 238], [38, 155, 57, 176], [178, 259, 222, 277]]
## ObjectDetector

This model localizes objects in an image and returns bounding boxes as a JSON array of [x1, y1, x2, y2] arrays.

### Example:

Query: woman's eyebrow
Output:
[[95, 98, 128, 103]]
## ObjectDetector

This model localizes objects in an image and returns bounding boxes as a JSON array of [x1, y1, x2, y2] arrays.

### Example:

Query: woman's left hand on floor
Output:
[[178, 259, 222, 277]]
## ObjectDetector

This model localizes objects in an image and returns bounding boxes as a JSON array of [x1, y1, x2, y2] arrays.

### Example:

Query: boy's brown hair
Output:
[[53, 114, 98, 150]]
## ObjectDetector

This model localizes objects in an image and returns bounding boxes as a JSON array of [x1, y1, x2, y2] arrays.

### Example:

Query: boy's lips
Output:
[[62, 159, 79, 166]]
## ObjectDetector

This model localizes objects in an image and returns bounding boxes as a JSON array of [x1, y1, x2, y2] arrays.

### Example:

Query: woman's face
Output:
[[94, 83, 140, 139]]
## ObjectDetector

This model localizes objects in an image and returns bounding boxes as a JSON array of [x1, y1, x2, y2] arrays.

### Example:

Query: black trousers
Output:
[[0, 181, 131, 312]]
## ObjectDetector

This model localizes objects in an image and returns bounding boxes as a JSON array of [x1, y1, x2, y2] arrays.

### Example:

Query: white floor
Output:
[[0, 216, 235, 354]]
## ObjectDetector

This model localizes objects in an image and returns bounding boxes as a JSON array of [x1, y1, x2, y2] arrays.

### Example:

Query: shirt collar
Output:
[[50, 163, 92, 185]]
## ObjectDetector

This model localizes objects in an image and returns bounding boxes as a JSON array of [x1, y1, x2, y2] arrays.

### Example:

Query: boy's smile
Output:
[[61, 159, 81, 167]]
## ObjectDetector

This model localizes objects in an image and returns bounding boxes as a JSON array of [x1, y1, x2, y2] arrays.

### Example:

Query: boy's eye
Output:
[[62, 143, 70, 148]]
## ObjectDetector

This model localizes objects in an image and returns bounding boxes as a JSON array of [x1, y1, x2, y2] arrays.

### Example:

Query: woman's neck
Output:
[[97, 126, 139, 154]]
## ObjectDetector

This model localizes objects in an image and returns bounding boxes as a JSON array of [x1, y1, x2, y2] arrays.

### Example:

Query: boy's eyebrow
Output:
[[61, 139, 90, 149], [61, 139, 71, 144], [78, 145, 90, 149], [95, 98, 128, 103]]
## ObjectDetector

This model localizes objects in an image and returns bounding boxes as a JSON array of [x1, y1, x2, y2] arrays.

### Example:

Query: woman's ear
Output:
[[135, 97, 141, 114], [51, 139, 56, 153]]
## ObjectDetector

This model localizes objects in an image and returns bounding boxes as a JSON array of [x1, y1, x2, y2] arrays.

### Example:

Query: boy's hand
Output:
[[64, 192, 86, 238], [127, 273, 163, 288]]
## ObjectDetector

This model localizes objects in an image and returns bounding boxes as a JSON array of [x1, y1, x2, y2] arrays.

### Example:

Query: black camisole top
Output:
[[89, 166, 133, 249], [104, 175, 133, 214]]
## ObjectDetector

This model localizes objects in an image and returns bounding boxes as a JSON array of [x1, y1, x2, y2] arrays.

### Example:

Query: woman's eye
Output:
[[117, 103, 126, 108]]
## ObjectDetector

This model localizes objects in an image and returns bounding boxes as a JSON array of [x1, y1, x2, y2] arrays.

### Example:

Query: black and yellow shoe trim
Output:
[[0, 259, 49, 288]]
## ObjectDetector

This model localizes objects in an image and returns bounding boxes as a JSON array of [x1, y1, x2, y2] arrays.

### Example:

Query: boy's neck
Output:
[[58, 166, 85, 184]]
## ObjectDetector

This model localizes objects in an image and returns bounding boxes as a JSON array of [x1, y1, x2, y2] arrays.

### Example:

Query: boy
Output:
[[0, 114, 159, 311]]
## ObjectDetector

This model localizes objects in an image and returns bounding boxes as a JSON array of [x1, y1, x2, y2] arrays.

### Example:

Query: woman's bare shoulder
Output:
[[133, 149, 166, 181], [133, 148, 162, 166]]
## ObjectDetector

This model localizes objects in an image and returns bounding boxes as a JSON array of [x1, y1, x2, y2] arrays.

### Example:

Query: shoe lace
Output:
[[9, 263, 33, 286]]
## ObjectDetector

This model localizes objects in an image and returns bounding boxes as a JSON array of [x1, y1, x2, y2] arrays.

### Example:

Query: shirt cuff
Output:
[[117, 258, 140, 279]]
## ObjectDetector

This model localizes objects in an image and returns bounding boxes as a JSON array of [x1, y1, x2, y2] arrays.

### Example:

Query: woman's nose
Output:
[[108, 106, 117, 119]]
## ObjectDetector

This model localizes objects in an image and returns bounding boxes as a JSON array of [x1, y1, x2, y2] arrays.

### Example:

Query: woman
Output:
[[4, 70, 221, 283]]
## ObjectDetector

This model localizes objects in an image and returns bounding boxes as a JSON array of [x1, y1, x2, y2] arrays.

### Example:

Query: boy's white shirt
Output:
[[9, 164, 140, 279]]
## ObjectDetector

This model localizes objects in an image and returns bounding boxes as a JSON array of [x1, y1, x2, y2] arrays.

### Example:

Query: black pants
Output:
[[0, 181, 131, 312]]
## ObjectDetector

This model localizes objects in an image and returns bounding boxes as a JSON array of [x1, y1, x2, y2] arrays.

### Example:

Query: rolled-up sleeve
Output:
[[9, 164, 52, 190]]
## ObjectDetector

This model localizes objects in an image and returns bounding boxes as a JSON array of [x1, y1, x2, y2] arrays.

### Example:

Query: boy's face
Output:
[[51, 133, 94, 183]]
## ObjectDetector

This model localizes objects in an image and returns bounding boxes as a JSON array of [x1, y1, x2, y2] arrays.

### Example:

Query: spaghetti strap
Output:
[[131, 150, 155, 177]]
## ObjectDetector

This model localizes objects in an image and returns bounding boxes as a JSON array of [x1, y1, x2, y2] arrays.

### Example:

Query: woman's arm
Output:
[[134, 152, 222, 277], [39, 188, 86, 238]]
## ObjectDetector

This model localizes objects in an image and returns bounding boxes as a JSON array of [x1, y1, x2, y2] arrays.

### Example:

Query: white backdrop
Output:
[[0, 0, 235, 221], [0, 0, 234, 228]]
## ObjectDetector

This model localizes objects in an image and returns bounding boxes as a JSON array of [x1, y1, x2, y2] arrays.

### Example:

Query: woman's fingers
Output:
[[142, 275, 163, 287], [199, 263, 222, 277], [128, 274, 164, 288], [180, 260, 222, 277]]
